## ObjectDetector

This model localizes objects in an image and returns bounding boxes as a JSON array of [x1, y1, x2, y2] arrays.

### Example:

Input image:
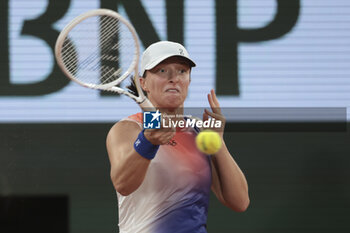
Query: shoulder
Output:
[[126, 112, 143, 124], [106, 113, 143, 143]]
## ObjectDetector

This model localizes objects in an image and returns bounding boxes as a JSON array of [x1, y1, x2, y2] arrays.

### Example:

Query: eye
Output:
[[179, 69, 187, 74], [159, 68, 166, 73]]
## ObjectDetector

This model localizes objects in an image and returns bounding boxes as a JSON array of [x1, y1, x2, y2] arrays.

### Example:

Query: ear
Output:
[[139, 76, 149, 92]]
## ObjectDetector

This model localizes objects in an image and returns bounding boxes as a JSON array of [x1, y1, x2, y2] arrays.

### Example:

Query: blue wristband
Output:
[[134, 130, 159, 160]]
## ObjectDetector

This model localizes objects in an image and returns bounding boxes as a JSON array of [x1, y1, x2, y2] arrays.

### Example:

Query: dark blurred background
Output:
[[1, 0, 350, 232]]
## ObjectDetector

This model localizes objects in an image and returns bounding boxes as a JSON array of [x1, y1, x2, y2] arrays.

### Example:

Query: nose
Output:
[[168, 69, 180, 83]]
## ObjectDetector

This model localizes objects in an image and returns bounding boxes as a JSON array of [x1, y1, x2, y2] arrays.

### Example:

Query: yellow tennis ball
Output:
[[196, 130, 222, 154]]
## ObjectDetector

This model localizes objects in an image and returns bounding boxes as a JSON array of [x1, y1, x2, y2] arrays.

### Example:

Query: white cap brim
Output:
[[142, 55, 196, 75], [140, 41, 196, 76]]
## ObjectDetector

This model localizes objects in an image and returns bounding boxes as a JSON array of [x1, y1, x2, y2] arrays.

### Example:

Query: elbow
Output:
[[233, 197, 250, 212], [115, 184, 133, 196], [112, 177, 134, 196], [110, 170, 130, 196], [110, 170, 137, 196], [226, 195, 250, 213]]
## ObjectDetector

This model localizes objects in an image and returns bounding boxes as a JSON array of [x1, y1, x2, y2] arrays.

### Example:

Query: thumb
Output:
[[203, 110, 209, 122]]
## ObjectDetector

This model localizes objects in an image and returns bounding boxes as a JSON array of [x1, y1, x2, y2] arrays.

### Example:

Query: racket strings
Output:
[[61, 15, 112, 54], [62, 16, 118, 73], [60, 14, 136, 86], [61, 40, 78, 75], [99, 16, 126, 85]]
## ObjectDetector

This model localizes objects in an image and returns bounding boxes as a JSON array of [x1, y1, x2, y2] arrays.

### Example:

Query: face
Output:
[[140, 56, 191, 109]]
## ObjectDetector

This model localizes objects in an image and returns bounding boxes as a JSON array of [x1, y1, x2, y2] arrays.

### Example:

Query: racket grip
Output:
[[139, 98, 156, 112]]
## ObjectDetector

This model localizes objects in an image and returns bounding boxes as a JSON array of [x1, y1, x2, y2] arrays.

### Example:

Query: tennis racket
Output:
[[55, 9, 154, 111]]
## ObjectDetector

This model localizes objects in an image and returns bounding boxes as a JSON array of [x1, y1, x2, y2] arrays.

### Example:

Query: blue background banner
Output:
[[1, 0, 350, 122]]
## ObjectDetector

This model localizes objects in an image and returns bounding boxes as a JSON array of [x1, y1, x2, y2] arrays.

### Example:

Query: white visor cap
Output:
[[140, 41, 196, 76]]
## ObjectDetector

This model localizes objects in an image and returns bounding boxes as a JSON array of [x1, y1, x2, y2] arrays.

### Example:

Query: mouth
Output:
[[165, 88, 180, 93]]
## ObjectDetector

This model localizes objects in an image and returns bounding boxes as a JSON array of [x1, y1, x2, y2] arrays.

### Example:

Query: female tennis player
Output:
[[106, 41, 249, 233]]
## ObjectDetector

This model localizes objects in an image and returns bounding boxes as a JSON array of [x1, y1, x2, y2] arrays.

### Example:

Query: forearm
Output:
[[212, 141, 249, 210]]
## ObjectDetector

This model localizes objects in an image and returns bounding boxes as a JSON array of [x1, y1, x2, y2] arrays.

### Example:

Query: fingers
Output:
[[204, 89, 226, 130], [144, 128, 175, 145], [144, 114, 176, 145], [207, 89, 222, 114], [157, 130, 176, 144], [204, 108, 225, 122], [203, 111, 209, 122], [210, 89, 220, 107]]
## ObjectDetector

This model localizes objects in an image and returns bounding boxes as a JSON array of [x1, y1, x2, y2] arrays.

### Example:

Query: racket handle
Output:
[[139, 98, 156, 112]]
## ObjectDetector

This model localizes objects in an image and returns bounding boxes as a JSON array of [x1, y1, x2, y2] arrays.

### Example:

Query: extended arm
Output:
[[204, 89, 250, 212], [210, 142, 249, 212]]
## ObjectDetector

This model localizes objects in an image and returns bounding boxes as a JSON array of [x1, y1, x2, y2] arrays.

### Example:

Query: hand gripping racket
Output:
[[55, 9, 154, 111]]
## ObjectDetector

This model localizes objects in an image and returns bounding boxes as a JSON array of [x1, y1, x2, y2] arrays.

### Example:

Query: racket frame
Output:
[[55, 9, 154, 110]]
